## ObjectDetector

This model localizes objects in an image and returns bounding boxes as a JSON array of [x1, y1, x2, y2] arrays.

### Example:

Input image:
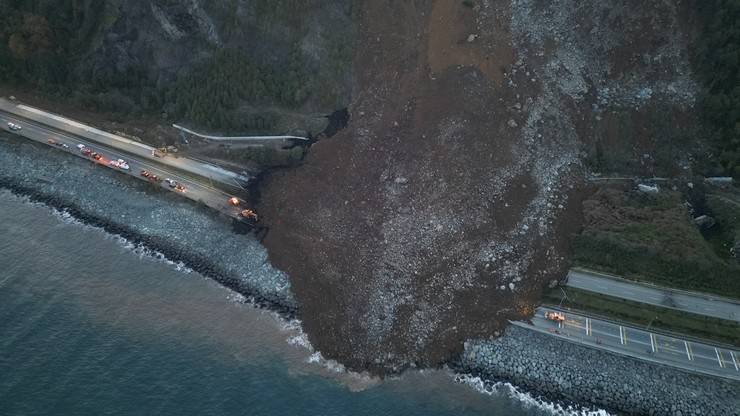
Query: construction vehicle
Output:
[[544, 311, 565, 323], [152, 148, 166, 158], [239, 209, 258, 221]]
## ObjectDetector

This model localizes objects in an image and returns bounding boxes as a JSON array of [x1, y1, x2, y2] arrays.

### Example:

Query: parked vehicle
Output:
[[7, 122, 21, 131], [47, 139, 57, 145], [109, 159, 129, 170], [91, 152, 102, 160], [229, 197, 240, 206], [81, 148, 92, 156], [544, 311, 565, 323], [140, 170, 151, 178]]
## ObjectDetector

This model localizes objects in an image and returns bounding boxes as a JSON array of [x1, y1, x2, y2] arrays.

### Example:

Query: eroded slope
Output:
[[260, 0, 699, 373]]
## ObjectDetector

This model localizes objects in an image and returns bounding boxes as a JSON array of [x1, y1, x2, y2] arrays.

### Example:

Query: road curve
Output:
[[517, 307, 740, 381], [566, 269, 740, 323]]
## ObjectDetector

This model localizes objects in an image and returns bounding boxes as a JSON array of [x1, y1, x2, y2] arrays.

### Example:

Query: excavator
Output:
[[239, 209, 258, 221]]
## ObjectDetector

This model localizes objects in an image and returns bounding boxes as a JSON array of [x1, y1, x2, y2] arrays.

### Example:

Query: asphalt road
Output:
[[0, 98, 248, 189], [566, 269, 740, 323], [1, 113, 250, 220], [518, 307, 740, 381]]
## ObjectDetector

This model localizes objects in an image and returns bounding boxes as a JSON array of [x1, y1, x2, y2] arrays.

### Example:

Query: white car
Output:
[[116, 159, 130, 170], [109, 158, 129, 170], [7, 122, 21, 131]]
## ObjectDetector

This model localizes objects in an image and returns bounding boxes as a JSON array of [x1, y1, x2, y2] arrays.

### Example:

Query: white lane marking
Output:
[[619, 326, 625, 345], [8, 113, 243, 187], [650, 333, 655, 353], [731, 351, 738, 372], [715, 348, 724, 368], [585, 318, 590, 336], [17, 122, 242, 217], [25, 122, 230, 196], [684, 341, 692, 360]]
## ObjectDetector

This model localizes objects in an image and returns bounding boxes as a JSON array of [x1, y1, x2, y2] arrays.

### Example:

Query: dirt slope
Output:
[[259, 0, 699, 373]]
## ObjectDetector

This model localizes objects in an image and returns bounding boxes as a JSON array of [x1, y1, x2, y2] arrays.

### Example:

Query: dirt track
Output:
[[259, 0, 699, 374]]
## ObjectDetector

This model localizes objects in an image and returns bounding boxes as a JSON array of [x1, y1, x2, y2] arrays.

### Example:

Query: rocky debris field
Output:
[[259, 0, 701, 374], [459, 326, 740, 416], [0, 135, 295, 315]]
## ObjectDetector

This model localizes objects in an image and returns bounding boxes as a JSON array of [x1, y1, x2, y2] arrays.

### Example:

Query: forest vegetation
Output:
[[697, 0, 740, 179], [0, 0, 352, 134]]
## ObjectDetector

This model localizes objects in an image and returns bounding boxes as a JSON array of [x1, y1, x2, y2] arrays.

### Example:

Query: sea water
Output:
[[0, 189, 591, 416]]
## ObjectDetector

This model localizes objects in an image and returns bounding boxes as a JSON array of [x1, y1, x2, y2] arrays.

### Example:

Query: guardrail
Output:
[[173, 124, 310, 141]]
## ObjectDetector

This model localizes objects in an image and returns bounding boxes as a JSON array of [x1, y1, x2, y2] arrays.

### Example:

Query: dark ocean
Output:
[[0, 189, 594, 416]]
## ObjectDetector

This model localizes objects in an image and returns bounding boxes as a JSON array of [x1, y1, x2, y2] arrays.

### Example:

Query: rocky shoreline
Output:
[[457, 326, 739, 416], [0, 134, 296, 317]]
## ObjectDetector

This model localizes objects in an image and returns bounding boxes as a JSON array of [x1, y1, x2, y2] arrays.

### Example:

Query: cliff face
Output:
[[0, 0, 355, 133], [259, 0, 700, 374]]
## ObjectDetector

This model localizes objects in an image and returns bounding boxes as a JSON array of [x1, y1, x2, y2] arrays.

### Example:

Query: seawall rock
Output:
[[0, 134, 296, 316], [457, 326, 740, 415]]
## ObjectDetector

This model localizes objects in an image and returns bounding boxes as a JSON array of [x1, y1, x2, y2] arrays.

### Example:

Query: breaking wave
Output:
[[455, 374, 612, 416], [2, 189, 612, 414], [42, 202, 194, 274]]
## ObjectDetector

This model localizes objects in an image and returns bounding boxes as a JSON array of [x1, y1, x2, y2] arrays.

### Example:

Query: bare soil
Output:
[[259, 0, 702, 375]]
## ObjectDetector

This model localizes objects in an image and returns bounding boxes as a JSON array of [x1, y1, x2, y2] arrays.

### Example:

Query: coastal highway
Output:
[[0, 113, 250, 220], [0, 98, 249, 189], [515, 307, 740, 381], [566, 269, 740, 323]]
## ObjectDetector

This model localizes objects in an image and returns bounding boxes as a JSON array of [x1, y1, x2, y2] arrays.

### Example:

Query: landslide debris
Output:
[[259, 0, 700, 374]]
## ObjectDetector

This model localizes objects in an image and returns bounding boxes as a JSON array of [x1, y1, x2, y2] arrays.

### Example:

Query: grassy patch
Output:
[[704, 191, 740, 261], [574, 187, 740, 298], [544, 287, 740, 346], [695, 0, 740, 179], [584, 105, 697, 177]]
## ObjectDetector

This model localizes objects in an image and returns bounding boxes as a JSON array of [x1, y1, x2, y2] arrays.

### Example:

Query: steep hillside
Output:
[[259, 0, 703, 373], [0, 0, 354, 135]]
